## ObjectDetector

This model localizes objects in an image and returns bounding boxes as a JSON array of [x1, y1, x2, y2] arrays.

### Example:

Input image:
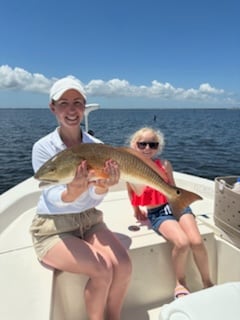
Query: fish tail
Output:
[[169, 187, 202, 218]]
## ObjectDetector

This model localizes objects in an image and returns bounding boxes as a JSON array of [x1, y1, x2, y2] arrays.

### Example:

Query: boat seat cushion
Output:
[[159, 281, 240, 320]]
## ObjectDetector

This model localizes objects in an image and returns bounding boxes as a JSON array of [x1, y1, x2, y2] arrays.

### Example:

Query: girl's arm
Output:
[[126, 183, 147, 220], [126, 182, 145, 195], [162, 159, 175, 186]]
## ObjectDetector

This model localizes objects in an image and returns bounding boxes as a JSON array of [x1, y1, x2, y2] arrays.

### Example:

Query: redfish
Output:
[[34, 143, 202, 217]]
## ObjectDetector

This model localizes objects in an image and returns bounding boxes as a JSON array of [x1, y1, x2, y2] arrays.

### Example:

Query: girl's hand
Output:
[[134, 207, 148, 221]]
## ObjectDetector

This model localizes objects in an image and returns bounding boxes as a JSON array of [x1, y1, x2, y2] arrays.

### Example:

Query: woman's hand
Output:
[[62, 160, 89, 202], [62, 159, 120, 201], [93, 159, 120, 194]]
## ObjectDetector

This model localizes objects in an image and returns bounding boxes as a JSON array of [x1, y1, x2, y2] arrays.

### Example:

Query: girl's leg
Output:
[[159, 220, 190, 289], [179, 214, 214, 288], [85, 227, 132, 320]]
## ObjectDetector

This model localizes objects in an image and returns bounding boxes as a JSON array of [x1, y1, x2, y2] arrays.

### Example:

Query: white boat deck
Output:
[[2, 173, 240, 319]]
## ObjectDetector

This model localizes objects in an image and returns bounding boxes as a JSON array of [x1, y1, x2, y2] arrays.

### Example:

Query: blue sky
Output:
[[0, 0, 239, 109]]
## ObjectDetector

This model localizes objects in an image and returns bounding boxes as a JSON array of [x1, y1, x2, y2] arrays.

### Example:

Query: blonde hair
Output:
[[128, 127, 165, 154]]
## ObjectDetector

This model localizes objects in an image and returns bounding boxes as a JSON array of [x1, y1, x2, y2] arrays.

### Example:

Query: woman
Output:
[[30, 77, 132, 320], [127, 127, 213, 299]]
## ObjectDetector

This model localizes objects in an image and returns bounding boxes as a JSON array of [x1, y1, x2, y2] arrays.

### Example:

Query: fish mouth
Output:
[[35, 177, 59, 182], [37, 179, 59, 188]]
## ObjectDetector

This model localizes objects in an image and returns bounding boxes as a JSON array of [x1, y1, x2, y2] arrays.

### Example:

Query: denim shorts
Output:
[[147, 203, 193, 234], [29, 208, 106, 260]]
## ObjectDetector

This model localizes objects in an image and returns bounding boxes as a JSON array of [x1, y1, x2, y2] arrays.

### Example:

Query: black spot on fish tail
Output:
[[169, 188, 202, 218]]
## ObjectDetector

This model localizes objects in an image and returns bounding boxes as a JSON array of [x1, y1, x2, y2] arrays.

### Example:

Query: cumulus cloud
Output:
[[0, 65, 53, 93], [0, 64, 229, 104]]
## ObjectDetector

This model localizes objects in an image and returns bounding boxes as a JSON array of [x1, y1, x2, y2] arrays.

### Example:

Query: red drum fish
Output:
[[34, 143, 202, 217]]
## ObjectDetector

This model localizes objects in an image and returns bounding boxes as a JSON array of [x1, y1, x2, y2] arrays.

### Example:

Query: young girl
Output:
[[127, 127, 213, 299]]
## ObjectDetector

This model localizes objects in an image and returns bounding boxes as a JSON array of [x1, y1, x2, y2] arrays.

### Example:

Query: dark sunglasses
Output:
[[137, 142, 159, 150]]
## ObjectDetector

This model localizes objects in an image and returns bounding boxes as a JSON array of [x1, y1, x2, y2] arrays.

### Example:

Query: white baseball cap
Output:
[[49, 77, 87, 102]]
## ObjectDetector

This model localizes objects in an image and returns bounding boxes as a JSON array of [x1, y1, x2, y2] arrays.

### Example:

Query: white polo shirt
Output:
[[32, 128, 107, 214]]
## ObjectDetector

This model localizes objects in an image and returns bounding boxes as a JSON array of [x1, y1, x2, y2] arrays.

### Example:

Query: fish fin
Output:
[[117, 147, 169, 181], [168, 187, 202, 218]]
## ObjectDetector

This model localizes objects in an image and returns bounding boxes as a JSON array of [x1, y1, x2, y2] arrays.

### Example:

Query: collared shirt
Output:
[[32, 128, 106, 214]]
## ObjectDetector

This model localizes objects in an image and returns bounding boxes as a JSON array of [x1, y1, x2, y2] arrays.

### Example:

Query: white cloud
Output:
[[199, 83, 224, 94], [86, 79, 131, 96], [0, 65, 52, 93], [0, 64, 232, 106]]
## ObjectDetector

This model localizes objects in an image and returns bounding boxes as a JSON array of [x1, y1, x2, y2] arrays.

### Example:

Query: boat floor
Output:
[[1, 175, 240, 319]]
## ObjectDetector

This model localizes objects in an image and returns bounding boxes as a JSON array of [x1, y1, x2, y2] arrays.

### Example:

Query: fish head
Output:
[[34, 150, 81, 186]]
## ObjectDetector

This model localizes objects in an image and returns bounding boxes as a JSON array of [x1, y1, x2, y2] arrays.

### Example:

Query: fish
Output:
[[34, 143, 202, 217]]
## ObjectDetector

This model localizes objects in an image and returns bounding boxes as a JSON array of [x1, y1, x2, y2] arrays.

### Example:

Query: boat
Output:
[[1, 106, 240, 320]]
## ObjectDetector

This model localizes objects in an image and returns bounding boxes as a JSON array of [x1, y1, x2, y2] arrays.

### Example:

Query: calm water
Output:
[[1, 108, 240, 194]]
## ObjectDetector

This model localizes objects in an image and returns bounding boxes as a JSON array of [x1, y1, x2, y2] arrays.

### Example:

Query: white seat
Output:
[[0, 247, 53, 320], [159, 281, 240, 320]]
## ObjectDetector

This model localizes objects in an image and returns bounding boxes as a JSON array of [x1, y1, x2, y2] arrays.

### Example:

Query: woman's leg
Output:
[[159, 220, 190, 289], [42, 236, 113, 320], [179, 214, 214, 288], [85, 227, 132, 320]]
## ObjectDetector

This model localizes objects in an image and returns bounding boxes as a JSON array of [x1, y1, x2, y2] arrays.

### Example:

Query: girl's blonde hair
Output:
[[128, 127, 165, 154]]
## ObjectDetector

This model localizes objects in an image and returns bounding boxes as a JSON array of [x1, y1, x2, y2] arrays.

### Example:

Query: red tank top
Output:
[[130, 159, 169, 206]]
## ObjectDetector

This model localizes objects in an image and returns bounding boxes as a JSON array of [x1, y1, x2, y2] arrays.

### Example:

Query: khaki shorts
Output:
[[29, 208, 106, 260]]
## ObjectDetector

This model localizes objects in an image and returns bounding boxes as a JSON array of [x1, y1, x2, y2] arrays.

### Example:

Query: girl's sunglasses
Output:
[[137, 142, 159, 150]]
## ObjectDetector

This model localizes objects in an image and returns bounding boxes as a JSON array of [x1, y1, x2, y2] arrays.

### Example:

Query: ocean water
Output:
[[1, 108, 240, 195]]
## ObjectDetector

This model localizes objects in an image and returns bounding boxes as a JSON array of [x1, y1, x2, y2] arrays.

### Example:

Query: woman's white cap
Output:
[[49, 77, 87, 102]]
